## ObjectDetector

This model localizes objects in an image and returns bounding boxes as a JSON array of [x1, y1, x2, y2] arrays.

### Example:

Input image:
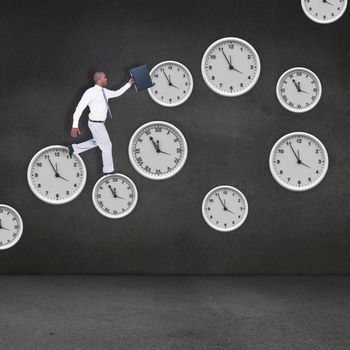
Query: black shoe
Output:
[[103, 170, 118, 176], [67, 145, 74, 159]]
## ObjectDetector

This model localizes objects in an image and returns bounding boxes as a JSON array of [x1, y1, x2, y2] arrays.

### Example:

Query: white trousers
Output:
[[72, 121, 114, 173]]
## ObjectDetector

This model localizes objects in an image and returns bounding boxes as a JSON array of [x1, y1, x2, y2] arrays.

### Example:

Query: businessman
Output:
[[68, 72, 134, 175]]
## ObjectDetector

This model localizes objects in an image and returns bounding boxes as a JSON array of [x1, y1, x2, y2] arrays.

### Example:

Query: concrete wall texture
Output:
[[1, 0, 349, 273]]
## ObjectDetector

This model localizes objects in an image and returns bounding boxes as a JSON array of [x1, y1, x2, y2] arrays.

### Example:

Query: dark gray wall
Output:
[[1, 0, 349, 273]]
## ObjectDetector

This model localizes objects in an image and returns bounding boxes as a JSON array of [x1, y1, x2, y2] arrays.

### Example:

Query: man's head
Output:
[[93, 72, 108, 87]]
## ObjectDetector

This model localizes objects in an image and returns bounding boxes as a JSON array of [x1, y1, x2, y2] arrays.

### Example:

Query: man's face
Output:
[[97, 73, 108, 86]]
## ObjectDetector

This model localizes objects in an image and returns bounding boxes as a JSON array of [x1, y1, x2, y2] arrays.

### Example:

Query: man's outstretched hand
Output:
[[128, 78, 134, 86], [71, 128, 81, 138]]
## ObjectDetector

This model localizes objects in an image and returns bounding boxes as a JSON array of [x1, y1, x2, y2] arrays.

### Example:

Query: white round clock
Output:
[[301, 0, 347, 24], [201, 37, 261, 96], [129, 121, 188, 180], [269, 132, 329, 191], [202, 186, 248, 232], [276, 67, 322, 113], [0, 204, 23, 250], [92, 173, 138, 219], [27, 145, 87, 204], [148, 61, 193, 107]]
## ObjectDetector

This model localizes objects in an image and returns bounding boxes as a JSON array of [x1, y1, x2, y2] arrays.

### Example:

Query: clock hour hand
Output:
[[221, 49, 243, 74], [57, 174, 69, 182], [108, 185, 124, 199], [229, 55, 243, 74], [168, 74, 179, 89], [297, 150, 311, 168], [223, 199, 234, 214], [156, 140, 171, 155], [55, 163, 69, 182], [0, 220, 10, 231], [323, 0, 333, 5]]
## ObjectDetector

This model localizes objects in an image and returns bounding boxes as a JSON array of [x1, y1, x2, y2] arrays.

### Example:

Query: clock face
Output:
[[276, 67, 322, 113], [27, 145, 87, 204], [269, 132, 329, 191], [129, 121, 188, 180], [201, 37, 261, 96], [202, 186, 248, 232], [301, 0, 347, 23], [148, 61, 193, 107], [0, 205, 23, 250], [92, 174, 138, 219]]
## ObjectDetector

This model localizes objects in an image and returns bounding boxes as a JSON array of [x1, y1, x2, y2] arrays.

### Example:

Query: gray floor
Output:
[[0, 276, 349, 350]]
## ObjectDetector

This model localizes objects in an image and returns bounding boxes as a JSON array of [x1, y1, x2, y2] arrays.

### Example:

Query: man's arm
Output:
[[71, 90, 90, 137], [105, 79, 134, 99]]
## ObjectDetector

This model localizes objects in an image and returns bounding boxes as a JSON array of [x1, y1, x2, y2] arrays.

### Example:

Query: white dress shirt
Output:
[[72, 83, 131, 128]]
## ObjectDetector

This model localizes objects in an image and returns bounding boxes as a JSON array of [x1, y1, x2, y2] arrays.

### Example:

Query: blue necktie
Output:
[[102, 88, 113, 120]]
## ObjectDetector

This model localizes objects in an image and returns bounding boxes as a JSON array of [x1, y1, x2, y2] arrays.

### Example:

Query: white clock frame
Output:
[[128, 121, 188, 180], [301, 0, 348, 24], [201, 37, 261, 97], [27, 145, 87, 205], [0, 204, 23, 250], [269, 132, 329, 191], [202, 185, 249, 232], [148, 60, 194, 107], [92, 173, 138, 219], [276, 67, 322, 113]]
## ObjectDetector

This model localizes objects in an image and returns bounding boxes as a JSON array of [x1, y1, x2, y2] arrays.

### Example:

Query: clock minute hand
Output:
[[149, 136, 159, 151], [48, 157, 58, 175], [292, 79, 301, 92], [221, 49, 232, 68], [290, 144, 300, 162], [162, 70, 171, 85], [218, 195, 226, 210]]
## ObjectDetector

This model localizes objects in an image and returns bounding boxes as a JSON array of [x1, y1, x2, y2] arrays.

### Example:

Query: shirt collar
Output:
[[94, 84, 104, 90]]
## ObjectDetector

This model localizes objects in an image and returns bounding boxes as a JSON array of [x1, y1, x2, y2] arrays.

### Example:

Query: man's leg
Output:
[[72, 139, 98, 154], [89, 122, 114, 173]]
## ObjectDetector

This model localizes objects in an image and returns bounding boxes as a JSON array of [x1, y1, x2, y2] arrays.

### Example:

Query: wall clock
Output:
[[92, 173, 138, 219], [269, 132, 329, 191], [148, 60, 193, 107], [201, 37, 261, 96], [129, 121, 188, 180], [27, 145, 87, 204], [0, 204, 23, 250], [202, 185, 248, 232], [301, 0, 347, 24], [276, 67, 322, 113]]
